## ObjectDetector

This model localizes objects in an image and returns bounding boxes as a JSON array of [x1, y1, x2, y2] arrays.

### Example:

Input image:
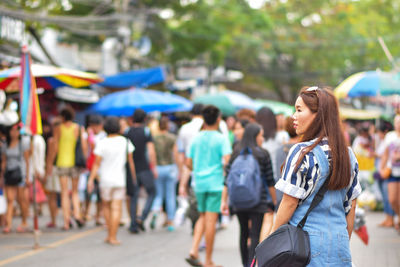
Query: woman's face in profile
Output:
[[256, 129, 264, 146], [233, 121, 244, 141], [293, 96, 316, 136]]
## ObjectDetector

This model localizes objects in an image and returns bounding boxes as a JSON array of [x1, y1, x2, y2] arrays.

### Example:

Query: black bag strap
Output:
[[297, 144, 330, 229]]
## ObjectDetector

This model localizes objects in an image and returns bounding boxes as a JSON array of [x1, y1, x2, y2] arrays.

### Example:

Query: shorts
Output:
[[56, 167, 79, 178], [388, 176, 400, 183], [45, 167, 61, 193], [101, 187, 126, 202], [195, 191, 222, 213]]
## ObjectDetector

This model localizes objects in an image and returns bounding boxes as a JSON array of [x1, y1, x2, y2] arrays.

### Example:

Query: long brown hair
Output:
[[295, 86, 351, 190]]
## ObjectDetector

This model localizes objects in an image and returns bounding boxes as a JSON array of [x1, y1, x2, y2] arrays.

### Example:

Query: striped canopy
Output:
[[0, 64, 102, 92], [19, 50, 42, 135]]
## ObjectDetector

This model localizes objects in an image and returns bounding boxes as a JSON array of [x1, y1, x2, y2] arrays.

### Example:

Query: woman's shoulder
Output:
[[254, 146, 270, 158], [287, 142, 310, 154]]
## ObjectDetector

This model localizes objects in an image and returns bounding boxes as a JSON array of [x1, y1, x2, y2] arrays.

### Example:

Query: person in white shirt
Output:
[[29, 134, 46, 216], [83, 115, 107, 226], [88, 117, 136, 245]]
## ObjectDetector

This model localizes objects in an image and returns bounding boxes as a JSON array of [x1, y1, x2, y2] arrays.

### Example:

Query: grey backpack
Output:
[[227, 148, 262, 209]]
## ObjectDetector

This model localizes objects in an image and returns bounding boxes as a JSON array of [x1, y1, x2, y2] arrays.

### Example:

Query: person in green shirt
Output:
[[184, 105, 232, 267]]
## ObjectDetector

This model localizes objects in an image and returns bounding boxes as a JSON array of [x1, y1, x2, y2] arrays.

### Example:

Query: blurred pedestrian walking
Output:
[[222, 123, 276, 267], [125, 109, 158, 233], [51, 107, 86, 230], [150, 116, 179, 231], [1, 123, 31, 233], [255, 107, 286, 240], [83, 115, 106, 226], [88, 116, 135, 245], [44, 119, 61, 228], [380, 114, 400, 231], [183, 105, 232, 267], [373, 120, 395, 227]]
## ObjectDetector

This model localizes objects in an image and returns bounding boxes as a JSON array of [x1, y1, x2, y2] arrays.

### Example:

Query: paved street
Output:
[[0, 209, 399, 267]]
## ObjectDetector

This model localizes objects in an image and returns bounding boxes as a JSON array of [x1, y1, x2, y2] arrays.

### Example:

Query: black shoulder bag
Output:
[[254, 146, 330, 267]]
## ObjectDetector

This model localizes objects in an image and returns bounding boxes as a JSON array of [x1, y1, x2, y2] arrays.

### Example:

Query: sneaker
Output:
[[136, 220, 145, 232], [129, 227, 139, 234], [150, 214, 157, 230], [167, 225, 175, 232]]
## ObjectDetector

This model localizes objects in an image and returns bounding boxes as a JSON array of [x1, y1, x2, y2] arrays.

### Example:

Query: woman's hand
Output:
[[220, 200, 229, 216], [178, 183, 187, 197], [25, 176, 31, 187], [87, 179, 94, 194]]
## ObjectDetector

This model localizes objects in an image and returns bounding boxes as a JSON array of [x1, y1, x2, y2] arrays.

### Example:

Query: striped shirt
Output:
[[275, 138, 362, 214]]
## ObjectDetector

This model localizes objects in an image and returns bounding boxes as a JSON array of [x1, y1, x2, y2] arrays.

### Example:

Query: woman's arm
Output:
[[268, 186, 277, 206], [0, 153, 6, 188], [270, 193, 299, 233], [128, 152, 137, 185], [379, 147, 389, 177], [147, 142, 158, 179], [23, 145, 30, 186], [79, 126, 88, 158], [346, 199, 357, 238], [50, 125, 61, 165], [220, 186, 229, 215], [87, 155, 101, 193]]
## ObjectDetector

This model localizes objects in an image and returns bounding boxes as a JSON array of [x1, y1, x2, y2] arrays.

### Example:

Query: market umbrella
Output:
[[334, 71, 400, 99], [255, 99, 294, 117], [0, 64, 103, 92], [220, 90, 256, 110], [19, 47, 42, 248], [194, 90, 256, 116], [88, 88, 193, 116]]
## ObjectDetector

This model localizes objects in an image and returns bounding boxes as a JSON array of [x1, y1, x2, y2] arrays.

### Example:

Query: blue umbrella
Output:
[[335, 71, 400, 98], [88, 88, 193, 116]]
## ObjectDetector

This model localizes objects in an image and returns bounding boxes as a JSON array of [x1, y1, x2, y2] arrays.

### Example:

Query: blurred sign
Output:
[[55, 87, 100, 103], [0, 16, 28, 43], [177, 66, 208, 80]]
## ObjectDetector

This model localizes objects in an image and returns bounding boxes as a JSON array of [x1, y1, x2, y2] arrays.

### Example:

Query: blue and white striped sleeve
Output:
[[344, 149, 362, 214], [275, 144, 310, 199]]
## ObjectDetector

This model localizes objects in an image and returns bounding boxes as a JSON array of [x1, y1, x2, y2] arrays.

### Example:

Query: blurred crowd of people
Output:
[[0, 95, 399, 266]]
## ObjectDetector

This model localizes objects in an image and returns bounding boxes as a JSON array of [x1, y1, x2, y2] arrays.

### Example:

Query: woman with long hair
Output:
[[1, 123, 31, 233], [221, 123, 276, 267], [271, 86, 361, 266], [255, 107, 286, 241], [379, 114, 400, 231], [150, 116, 179, 231]]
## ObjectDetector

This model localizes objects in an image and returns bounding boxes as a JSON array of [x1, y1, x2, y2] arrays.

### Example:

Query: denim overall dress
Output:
[[289, 144, 356, 267]]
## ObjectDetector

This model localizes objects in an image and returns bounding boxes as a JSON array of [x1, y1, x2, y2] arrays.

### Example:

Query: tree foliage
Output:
[[2, 0, 400, 102]]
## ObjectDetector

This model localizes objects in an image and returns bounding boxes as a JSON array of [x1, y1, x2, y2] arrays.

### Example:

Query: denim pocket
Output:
[[308, 230, 323, 258], [337, 233, 352, 262]]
